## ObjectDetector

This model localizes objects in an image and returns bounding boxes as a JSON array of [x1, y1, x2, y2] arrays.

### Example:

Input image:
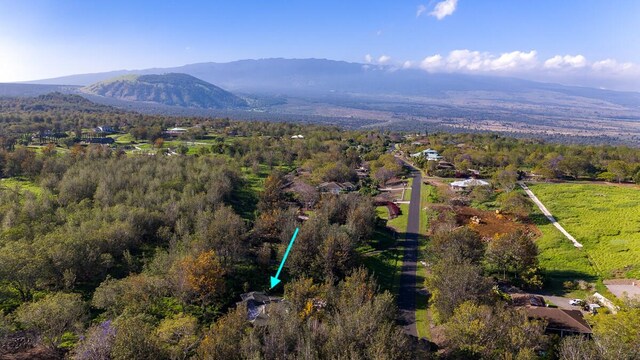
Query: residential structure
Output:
[[317, 181, 356, 194], [450, 178, 490, 191], [410, 148, 443, 161], [237, 292, 286, 325], [524, 307, 593, 337]]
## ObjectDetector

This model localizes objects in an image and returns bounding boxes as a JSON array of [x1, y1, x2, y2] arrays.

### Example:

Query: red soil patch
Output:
[[454, 206, 540, 239]]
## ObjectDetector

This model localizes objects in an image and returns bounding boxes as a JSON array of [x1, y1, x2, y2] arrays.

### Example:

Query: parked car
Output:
[[569, 299, 584, 306]]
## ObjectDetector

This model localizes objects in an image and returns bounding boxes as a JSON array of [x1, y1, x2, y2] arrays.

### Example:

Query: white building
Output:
[[450, 178, 490, 191], [410, 148, 442, 161]]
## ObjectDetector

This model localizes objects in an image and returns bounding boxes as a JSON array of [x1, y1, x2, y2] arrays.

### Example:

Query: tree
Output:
[[111, 314, 167, 360], [590, 309, 640, 360], [0, 311, 13, 338], [486, 230, 539, 284], [179, 250, 226, 306], [607, 160, 629, 183], [426, 258, 493, 322], [15, 292, 88, 349], [194, 206, 247, 266], [429, 226, 485, 264], [497, 191, 532, 220], [258, 170, 287, 212], [156, 313, 199, 360], [493, 165, 518, 192], [444, 301, 546, 359], [197, 306, 248, 360], [0, 241, 49, 301], [558, 336, 600, 360], [469, 184, 494, 203], [72, 320, 117, 360]]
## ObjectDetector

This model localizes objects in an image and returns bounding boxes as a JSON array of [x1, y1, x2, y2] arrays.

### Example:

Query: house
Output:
[[95, 125, 116, 134], [525, 307, 592, 337], [410, 148, 442, 161], [237, 292, 286, 325], [165, 127, 188, 137], [317, 182, 356, 194], [450, 178, 490, 191], [437, 161, 455, 170], [355, 166, 369, 179], [511, 293, 546, 307], [83, 137, 115, 145], [374, 201, 401, 219]]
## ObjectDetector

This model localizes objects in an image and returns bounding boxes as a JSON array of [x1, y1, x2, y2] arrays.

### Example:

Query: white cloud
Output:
[[417, 50, 537, 72], [378, 55, 391, 64], [364, 54, 373, 63], [430, 0, 458, 20], [489, 50, 537, 70], [420, 54, 444, 70], [416, 4, 427, 17], [544, 54, 587, 69], [376, 29, 383, 36], [591, 58, 635, 73], [400, 49, 640, 90]]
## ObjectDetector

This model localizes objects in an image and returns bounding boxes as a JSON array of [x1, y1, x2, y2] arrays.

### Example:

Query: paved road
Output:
[[519, 182, 583, 248], [397, 168, 422, 338]]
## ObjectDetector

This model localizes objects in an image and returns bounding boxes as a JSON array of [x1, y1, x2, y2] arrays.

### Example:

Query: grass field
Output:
[[0, 178, 43, 195], [415, 183, 436, 339], [387, 204, 409, 231], [359, 227, 403, 295], [529, 183, 640, 283]]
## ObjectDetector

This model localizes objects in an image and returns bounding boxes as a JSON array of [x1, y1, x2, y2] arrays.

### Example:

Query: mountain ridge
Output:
[[24, 58, 640, 108], [81, 73, 248, 109]]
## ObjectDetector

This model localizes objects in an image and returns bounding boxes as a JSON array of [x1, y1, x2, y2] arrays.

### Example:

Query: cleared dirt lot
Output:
[[455, 206, 540, 239], [605, 284, 640, 299]]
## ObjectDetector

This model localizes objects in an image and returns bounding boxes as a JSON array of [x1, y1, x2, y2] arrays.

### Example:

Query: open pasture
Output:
[[529, 182, 640, 281]]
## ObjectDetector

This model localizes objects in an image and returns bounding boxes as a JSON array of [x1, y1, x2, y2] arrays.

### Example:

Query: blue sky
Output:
[[1, 0, 639, 89]]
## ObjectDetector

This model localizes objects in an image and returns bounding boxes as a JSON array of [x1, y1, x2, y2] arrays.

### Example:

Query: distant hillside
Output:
[[0, 92, 125, 114], [0, 83, 80, 97], [82, 73, 248, 109]]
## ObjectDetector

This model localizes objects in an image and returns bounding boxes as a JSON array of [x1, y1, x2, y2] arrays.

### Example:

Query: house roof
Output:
[[525, 307, 592, 334], [318, 182, 355, 192], [450, 178, 490, 188], [511, 293, 546, 307], [238, 292, 285, 323]]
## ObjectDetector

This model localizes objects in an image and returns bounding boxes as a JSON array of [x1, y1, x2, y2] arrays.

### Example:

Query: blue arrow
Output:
[[270, 227, 299, 289]]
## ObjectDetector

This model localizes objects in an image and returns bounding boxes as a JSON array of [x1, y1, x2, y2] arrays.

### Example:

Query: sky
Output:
[[1, 0, 639, 90]]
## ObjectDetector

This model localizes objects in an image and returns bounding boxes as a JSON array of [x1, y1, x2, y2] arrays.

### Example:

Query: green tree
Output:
[[493, 165, 518, 192], [197, 306, 248, 360], [497, 191, 532, 220], [15, 292, 88, 349], [156, 313, 199, 360], [111, 314, 167, 360], [444, 301, 546, 359], [485, 230, 539, 283], [426, 258, 493, 322]]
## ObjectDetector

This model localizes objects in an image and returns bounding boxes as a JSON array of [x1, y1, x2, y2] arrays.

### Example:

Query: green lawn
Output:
[[415, 182, 437, 339], [359, 227, 403, 295], [529, 183, 640, 283], [404, 178, 413, 201], [387, 204, 410, 232], [415, 236, 430, 339], [0, 178, 43, 195]]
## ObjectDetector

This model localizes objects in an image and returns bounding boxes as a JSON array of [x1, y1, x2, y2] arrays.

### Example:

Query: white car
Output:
[[569, 299, 583, 306]]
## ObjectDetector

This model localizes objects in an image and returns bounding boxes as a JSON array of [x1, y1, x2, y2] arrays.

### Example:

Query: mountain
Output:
[[10, 59, 640, 144], [82, 73, 248, 109], [28, 58, 640, 108]]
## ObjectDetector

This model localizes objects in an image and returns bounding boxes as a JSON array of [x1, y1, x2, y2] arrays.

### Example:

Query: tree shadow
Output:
[[541, 269, 599, 296]]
